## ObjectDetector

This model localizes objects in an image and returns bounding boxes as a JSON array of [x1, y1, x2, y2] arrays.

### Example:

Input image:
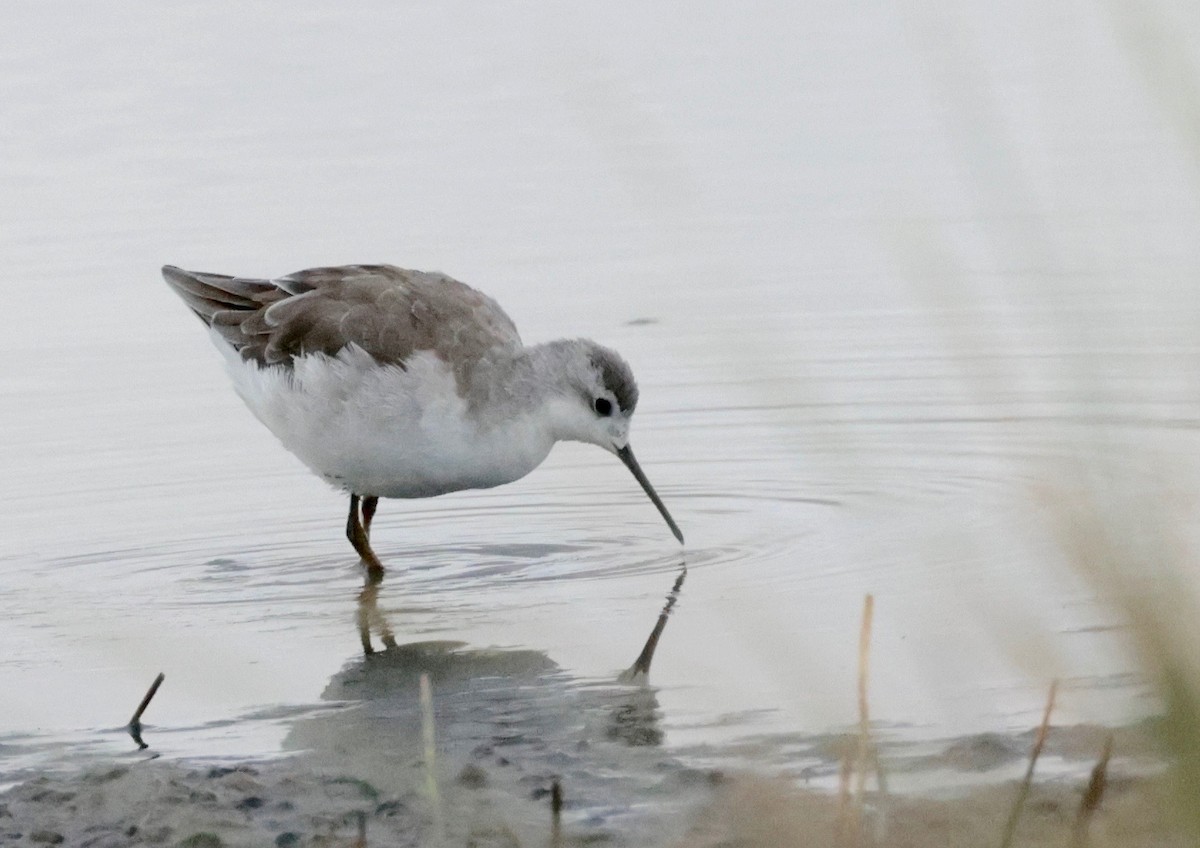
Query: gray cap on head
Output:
[[588, 344, 639, 414]]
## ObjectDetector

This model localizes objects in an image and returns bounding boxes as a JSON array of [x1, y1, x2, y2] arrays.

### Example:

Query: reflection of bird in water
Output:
[[161, 264, 683, 578], [287, 564, 692, 842], [356, 555, 686, 663]]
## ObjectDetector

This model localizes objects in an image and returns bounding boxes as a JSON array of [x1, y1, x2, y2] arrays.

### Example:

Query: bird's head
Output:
[[540, 340, 683, 543]]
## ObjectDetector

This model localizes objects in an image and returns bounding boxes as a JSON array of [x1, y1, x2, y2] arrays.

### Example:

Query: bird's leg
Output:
[[361, 496, 379, 542], [347, 494, 386, 579]]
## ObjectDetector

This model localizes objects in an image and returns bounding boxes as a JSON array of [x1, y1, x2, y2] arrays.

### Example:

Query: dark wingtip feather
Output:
[[161, 264, 191, 292], [161, 264, 272, 327], [162, 265, 218, 325]]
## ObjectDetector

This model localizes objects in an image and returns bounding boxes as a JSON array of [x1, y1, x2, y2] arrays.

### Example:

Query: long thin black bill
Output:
[[617, 445, 684, 543]]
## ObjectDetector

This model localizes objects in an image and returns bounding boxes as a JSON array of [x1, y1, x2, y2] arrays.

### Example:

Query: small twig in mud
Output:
[[999, 679, 1058, 848], [551, 779, 564, 847], [1072, 734, 1114, 848], [128, 672, 165, 727], [419, 673, 445, 843], [126, 672, 165, 750]]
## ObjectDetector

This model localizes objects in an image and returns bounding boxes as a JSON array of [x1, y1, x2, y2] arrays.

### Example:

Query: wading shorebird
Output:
[[162, 264, 683, 577]]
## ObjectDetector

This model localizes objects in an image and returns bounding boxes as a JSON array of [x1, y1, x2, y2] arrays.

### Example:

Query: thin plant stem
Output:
[[999, 679, 1058, 848]]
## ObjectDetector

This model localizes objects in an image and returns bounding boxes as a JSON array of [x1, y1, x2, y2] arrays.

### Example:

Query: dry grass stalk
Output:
[[1071, 734, 1114, 848], [998, 678, 1058, 848], [855, 593, 874, 794], [836, 593, 881, 848], [854, 593, 875, 833]]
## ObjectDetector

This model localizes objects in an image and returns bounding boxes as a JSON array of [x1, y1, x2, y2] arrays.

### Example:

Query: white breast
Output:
[[215, 334, 555, 498]]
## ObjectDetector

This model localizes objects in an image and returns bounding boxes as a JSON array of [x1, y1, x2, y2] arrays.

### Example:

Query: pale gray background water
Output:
[[3, 0, 1199, 787]]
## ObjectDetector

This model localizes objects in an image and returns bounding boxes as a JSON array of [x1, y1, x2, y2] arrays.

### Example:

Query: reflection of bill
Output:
[[623, 563, 687, 680]]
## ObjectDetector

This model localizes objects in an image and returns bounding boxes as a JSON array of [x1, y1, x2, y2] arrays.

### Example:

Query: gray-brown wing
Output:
[[162, 264, 523, 370]]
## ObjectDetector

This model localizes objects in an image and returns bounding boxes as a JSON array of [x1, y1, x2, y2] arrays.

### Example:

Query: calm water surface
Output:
[[3, 0, 1200, 806]]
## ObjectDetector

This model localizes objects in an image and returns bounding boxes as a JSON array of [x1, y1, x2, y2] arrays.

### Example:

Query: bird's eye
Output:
[[593, 397, 613, 417]]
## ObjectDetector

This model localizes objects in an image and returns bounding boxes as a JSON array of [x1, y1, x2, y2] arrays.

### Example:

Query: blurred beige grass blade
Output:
[[1045, 476, 1200, 840]]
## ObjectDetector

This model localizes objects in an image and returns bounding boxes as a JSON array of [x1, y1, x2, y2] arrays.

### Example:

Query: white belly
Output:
[[216, 337, 555, 498]]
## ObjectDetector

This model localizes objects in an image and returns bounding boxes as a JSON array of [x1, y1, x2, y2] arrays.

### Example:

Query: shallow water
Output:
[[4, 0, 1200, 825]]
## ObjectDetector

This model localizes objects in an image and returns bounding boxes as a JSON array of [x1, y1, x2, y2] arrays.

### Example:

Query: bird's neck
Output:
[[468, 340, 583, 435]]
